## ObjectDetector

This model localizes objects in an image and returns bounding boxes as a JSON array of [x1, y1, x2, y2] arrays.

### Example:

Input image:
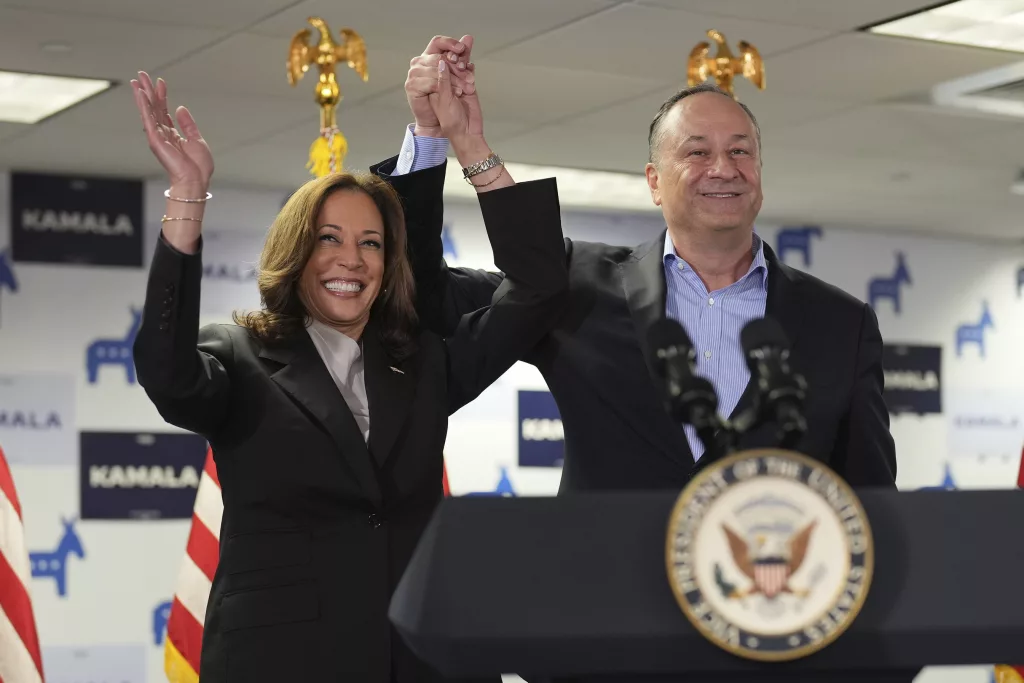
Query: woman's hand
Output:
[[132, 71, 213, 198]]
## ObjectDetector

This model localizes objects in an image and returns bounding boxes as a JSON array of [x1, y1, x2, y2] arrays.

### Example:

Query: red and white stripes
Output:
[[0, 444, 44, 683], [163, 446, 221, 683]]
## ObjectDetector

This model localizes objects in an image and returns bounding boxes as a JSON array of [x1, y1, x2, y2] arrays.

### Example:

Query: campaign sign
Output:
[[80, 431, 207, 519], [42, 645, 146, 683], [11, 171, 143, 267], [0, 373, 76, 466], [881, 344, 941, 415], [518, 390, 564, 468]]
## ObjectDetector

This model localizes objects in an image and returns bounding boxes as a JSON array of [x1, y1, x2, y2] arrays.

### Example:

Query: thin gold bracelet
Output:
[[164, 189, 212, 203], [161, 215, 203, 223], [468, 165, 506, 188]]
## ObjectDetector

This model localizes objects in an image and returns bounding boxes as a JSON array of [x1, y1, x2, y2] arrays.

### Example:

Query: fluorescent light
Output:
[[0, 70, 112, 124], [867, 0, 1024, 52], [929, 59, 1024, 118], [442, 158, 659, 213]]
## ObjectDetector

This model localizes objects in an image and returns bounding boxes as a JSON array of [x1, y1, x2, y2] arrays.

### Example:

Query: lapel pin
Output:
[[389, 366, 405, 374]]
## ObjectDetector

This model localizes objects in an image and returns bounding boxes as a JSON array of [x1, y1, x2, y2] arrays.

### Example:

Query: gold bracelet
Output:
[[161, 215, 203, 223], [468, 165, 506, 188], [165, 189, 212, 203]]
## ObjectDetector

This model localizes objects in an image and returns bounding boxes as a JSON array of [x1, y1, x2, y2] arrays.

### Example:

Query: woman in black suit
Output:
[[129, 47, 566, 683]]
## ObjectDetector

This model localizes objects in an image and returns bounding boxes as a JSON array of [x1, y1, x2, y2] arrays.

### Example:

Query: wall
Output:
[[0, 170, 1021, 682]]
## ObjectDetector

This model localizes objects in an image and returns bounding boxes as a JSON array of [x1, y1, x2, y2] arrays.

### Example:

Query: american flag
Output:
[[163, 445, 452, 681], [0, 444, 44, 683], [992, 448, 1024, 683]]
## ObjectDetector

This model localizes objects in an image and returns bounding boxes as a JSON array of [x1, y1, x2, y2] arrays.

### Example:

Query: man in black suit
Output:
[[376, 40, 896, 491]]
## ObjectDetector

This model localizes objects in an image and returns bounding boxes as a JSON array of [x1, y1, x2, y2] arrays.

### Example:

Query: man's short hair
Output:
[[647, 83, 762, 165]]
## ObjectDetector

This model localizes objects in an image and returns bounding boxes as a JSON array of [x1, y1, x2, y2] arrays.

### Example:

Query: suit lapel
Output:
[[620, 231, 695, 464], [728, 242, 805, 422], [259, 333, 382, 506], [621, 231, 670, 386], [362, 325, 416, 469]]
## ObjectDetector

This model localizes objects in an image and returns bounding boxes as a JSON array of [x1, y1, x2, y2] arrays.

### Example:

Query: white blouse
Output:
[[306, 319, 370, 443]]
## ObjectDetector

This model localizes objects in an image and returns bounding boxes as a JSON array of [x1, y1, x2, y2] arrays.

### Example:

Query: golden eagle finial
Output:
[[287, 17, 368, 176], [687, 29, 764, 99]]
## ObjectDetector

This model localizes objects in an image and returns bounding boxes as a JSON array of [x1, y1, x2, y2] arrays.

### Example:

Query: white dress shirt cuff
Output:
[[393, 124, 450, 175]]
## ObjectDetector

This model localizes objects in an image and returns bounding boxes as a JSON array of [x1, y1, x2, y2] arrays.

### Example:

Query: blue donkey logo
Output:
[[153, 600, 172, 645], [917, 462, 956, 491], [868, 252, 912, 314], [86, 306, 142, 384], [955, 301, 994, 358], [776, 226, 822, 266], [0, 248, 18, 326], [462, 466, 517, 497], [29, 515, 85, 598], [441, 223, 458, 260]]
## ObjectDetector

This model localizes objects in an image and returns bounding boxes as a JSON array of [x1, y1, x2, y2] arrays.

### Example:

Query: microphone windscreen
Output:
[[740, 316, 789, 355], [646, 318, 693, 377]]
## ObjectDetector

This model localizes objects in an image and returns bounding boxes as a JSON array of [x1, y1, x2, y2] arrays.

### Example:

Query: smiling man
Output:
[[379, 70, 897, 491]]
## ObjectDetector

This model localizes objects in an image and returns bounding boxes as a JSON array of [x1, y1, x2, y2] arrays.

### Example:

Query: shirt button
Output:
[[367, 513, 383, 528], [404, 151, 413, 159], [704, 350, 712, 359], [708, 297, 715, 305], [676, 261, 685, 270]]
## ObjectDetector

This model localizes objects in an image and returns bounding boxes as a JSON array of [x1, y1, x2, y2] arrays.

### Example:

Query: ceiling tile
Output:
[[0, 0, 297, 30], [634, 0, 943, 31], [0, 7, 225, 80], [762, 32, 1023, 102], [483, 3, 833, 83], [246, 0, 621, 55]]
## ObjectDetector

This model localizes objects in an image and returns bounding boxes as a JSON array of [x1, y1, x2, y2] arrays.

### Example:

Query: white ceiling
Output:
[[1, 0, 1024, 242]]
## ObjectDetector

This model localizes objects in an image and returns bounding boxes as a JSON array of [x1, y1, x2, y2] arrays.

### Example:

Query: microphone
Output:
[[647, 318, 724, 457], [740, 317, 808, 449]]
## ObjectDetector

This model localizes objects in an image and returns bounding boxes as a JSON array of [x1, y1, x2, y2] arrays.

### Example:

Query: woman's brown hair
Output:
[[233, 172, 418, 360]]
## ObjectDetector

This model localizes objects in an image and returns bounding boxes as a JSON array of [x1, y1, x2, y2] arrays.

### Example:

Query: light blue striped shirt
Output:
[[394, 124, 450, 175], [665, 233, 768, 459], [393, 125, 770, 461]]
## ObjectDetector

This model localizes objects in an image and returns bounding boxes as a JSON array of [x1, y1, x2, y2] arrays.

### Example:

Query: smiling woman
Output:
[[233, 173, 418, 361]]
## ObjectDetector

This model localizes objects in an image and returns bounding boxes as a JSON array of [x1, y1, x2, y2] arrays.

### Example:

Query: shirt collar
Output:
[[307, 318, 362, 367], [663, 230, 769, 292]]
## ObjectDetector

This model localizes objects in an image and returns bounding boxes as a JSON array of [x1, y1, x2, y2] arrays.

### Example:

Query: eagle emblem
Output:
[[716, 519, 817, 601]]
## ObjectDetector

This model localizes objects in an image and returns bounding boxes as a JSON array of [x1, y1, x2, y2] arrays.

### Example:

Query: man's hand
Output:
[[406, 34, 476, 137]]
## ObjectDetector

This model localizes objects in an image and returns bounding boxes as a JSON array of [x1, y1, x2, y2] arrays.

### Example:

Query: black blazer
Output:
[[133, 162, 568, 683], [376, 160, 897, 492]]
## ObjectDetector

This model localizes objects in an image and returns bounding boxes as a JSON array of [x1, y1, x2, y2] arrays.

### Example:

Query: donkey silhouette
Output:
[[153, 600, 172, 645], [29, 515, 85, 598], [463, 466, 517, 497], [955, 301, 994, 358], [0, 248, 17, 325], [86, 306, 142, 384], [868, 252, 912, 314], [441, 223, 458, 260], [0, 248, 17, 294], [917, 462, 956, 491], [776, 226, 822, 266], [1017, 266, 1023, 298]]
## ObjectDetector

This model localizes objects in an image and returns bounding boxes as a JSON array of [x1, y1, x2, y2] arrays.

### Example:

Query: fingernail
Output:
[[456, 87, 463, 96], [448, 53, 457, 62], [458, 62, 465, 69], [439, 60, 446, 72]]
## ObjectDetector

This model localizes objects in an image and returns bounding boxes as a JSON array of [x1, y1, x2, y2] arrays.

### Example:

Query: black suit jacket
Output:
[[376, 161, 897, 491], [133, 163, 567, 683]]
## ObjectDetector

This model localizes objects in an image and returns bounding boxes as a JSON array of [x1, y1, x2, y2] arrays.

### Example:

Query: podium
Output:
[[389, 490, 1024, 683]]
